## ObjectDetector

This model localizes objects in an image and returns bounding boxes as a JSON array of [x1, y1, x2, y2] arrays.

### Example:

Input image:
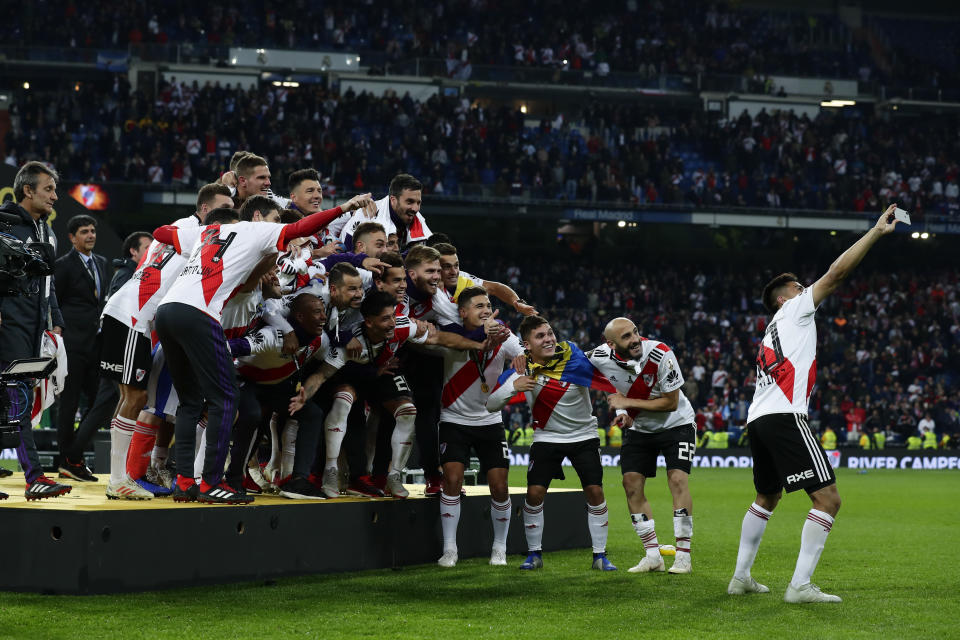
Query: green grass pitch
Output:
[[0, 466, 957, 639]]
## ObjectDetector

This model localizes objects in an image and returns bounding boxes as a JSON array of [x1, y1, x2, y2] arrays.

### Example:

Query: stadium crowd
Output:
[[6, 82, 960, 218], [10, 1, 869, 80], [482, 257, 960, 446]]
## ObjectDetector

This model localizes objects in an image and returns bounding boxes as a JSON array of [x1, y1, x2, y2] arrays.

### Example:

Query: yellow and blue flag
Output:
[[497, 341, 616, 393]]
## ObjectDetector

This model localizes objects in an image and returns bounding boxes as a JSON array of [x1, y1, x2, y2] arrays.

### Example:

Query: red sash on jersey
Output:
[[237, 335, 324, 383], [441, 345, 503, 408], [531, 378, 568, 429], [623, 342, 670, 418]]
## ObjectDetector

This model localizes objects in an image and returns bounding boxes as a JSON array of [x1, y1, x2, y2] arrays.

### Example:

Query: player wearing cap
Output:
[[434, 287, 522, 568], [590, 318, 696, 575], [486, 315, 617, 572], [728, 205, 901, 603]]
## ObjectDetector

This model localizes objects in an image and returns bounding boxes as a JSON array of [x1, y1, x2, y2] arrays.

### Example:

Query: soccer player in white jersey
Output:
[[433, 243, 538, 317], [340, 174, 432, 251], [151, 193, 374, 504], [98, 183, 234, 500], [728, 205, 901, 603], [486, 315, 617, 572], [290, 291, 492, 499], [434, 287, 521, 568], [590, 318, 697, 574]]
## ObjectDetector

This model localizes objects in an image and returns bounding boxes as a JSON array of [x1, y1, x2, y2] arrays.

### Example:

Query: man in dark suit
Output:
[[54, 213, 112, 481]]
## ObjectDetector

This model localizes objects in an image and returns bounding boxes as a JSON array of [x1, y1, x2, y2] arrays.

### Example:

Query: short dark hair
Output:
[[425, 232, 452, 247], [361, 290, 397, 318], [67, 214, 97, 236], [236, 154, 268, 178], [229, 150, 252, 172], [288, 168, 321, 193], [239, 195, 279, 221], [289, 292, 319, 315], [379, 251, 403, 269], [122, 231, 153, 259], [519, 315, 550, 341], [432, 242, 457, 257], [762, 272, 799, 314], [197, 182, 232, 210], [388, 173, 422, 198], [205, 208, 241, 225], [13, 161, 58, 201], [457, 286, 488, 310], [328, 262, 360, 288], [352, 222, 386, 250], [279, 208, 303, 224]]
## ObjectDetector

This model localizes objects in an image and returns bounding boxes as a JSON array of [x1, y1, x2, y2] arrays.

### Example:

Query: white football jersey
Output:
[[221, 288, 264, 339], [589, 341, 695, 433], [101, 215, 199, 332], [237, 332, 330, 385], [748, 285, 819, 421], [403, 270, 484, 326], [339, 195, 432, 247], [325, 315, 428, 369], [440, 330, 524, 426], [487, 371, 598, 444], [159, 221, 285, 322]]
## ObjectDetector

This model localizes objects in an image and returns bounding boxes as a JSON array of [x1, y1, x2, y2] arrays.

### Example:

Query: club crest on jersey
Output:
[[643, 374, 655, 387]]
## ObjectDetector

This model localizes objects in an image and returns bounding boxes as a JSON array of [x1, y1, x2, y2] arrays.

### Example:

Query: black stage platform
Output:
[[0, 475, 590, 594]]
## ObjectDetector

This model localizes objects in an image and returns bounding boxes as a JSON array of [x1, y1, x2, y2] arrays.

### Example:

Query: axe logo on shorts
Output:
[[786, 469, 814, 484]]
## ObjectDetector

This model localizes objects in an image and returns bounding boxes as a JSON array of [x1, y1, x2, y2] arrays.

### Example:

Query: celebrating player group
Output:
[[32, 151, 902, 602]]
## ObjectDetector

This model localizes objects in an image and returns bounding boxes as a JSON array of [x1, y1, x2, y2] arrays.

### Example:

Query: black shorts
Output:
[[439, 422, 509, 476], [620, 424, 697, 477], [325, 365, 412, 406], [527, 438, 603, 489], [748, 413, 836, 494], [98, 314, 152, 389]]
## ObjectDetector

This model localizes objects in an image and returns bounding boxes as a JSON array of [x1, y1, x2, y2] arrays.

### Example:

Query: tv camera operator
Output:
[[0, 161, 69, 500]]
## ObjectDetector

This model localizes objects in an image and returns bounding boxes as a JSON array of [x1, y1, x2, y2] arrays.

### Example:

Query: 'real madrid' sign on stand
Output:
[[507, 447, 960, 471]]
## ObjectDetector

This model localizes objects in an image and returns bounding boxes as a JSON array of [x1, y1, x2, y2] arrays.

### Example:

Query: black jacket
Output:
[[108, 257, 137, 298], [0, 200, 64, 362], [54, 248, 110, 352]]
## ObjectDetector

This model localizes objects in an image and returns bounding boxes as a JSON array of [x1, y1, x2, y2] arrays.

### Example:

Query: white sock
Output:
[[264, 414, 280, 475], [440, 493, 461, 553], [587, 501, 609, 554], [523, 500, 544, 552], [194, 418, 207, 460], [150, 445, 168, 470], [674, 512, 693, 559], [491, 497, 512, 551], [632, 514, 661, 559], [324, 392, 353, 470], [790, 509, 834, 588], [364, 409, 380, 475], [109, 416, 136, 483], [194, 422, 207, 482], [280, 419, 299, 479], [734, 503, 772, 580], [389, 403, 417, 472]]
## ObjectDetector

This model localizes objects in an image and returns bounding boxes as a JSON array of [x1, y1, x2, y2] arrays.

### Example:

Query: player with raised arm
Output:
[[434, 287, 521, 568], [486, 315, 617, 572], [151, 192, 374, 504], [590, 318, 697, 574], [728, 205, 901, 603], [98, 183, 234, 500]]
